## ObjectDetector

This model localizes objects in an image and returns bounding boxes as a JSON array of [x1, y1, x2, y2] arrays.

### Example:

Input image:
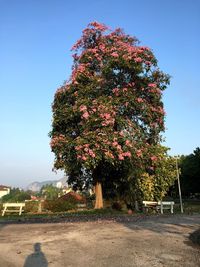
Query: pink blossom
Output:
[[148, 83, 157, 88], [88, 149, 96, 158], [135, 57, 142, 63], [116, 144, 122, 150], [112, 141, 118, 146], [104, 113, 111, 119], [118, 154, 124, 160], [89, 21, 108, 32], [82, 156, 87, 161], [124, 102, 129, 107], [112, 88, 119, 96], [82, 112, 89, 119], [151, 155, 157, 161], [79, 105, 87, 112], [123, 151, 131, 158], [75, 145, 82, 151], [137, 97, 144, 103], [125, 140, 131, 146], [84, 144, 90, 148], [111, 52, 119, 58], [136, 150, 142, 157]]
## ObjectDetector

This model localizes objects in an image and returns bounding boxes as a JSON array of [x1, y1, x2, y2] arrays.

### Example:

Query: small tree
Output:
[[50, 22, 170, 208], [136, 145, 177, 201], [41, 184, 61, 200]]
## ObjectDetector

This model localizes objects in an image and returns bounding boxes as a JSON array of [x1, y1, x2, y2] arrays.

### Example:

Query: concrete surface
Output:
[[0, 215, 199, 267]]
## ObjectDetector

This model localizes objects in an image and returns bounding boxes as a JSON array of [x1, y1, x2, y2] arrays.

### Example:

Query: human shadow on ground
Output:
[[23, 243, 48, 267]]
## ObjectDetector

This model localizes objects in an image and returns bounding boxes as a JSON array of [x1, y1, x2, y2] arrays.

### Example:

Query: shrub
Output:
[[112, 202, 122, 211], [24, 201, 40, 213], [59, 192, 86, 204], [43, 199, 76, 212], [2, 188, 31, 203]]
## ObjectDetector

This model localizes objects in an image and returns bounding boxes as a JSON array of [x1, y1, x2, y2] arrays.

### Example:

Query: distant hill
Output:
[[26, 176, 68, 192]]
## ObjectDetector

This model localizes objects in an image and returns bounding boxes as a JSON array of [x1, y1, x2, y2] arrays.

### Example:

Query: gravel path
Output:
[[0, 214, 199, 267]]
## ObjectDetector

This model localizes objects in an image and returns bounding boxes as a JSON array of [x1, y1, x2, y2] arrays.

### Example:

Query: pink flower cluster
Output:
[[112, 88, 120, 96], [79, 105, 90, 120], [137, 97, 144, 103], [89, 21, 108, 32], [100, 112, 115, 126], [50, 134, 65, 149], [75, 143, 96, 161], [151, 155, 157, 161], [118, 151, 131, 160]]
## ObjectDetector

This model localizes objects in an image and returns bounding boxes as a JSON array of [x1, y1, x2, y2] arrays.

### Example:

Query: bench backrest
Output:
[[142, 201, 158, 206], [3, 203, 25, 207], [157, 201, 174, 205]]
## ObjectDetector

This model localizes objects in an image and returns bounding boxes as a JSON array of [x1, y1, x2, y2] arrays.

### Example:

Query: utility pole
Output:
[[176, 156, 183, 213]]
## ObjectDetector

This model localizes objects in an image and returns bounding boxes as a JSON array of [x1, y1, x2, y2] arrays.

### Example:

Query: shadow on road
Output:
[[23, 243, 48, 267], [188, 228, 200, 246], [122, 215, 200, 236]]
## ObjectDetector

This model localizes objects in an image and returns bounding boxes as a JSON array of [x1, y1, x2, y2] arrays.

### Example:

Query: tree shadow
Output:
[[188, 228, 200, 247], [23, 243, 48, 267], [122, 214, 200, 235], [0, 223, 6, 231]]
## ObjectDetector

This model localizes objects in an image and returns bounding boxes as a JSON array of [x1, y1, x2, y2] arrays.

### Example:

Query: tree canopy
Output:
[[50, 22, 170, 208], [179, 147, 200, 196], [1, 188, 31, 203]]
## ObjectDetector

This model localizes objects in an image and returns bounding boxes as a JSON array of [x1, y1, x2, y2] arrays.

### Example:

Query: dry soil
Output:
[[0, 214, 199, 267]]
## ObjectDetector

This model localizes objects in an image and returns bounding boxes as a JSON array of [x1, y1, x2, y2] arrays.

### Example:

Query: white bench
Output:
[[142, 201, 175, 214], [142, 201, 158, 212], [2, 203, 25, 216], [157, 201, 174, 214]]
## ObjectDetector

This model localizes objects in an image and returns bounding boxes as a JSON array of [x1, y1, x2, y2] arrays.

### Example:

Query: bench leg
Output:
[[160, 203, 163, 214], [2, 207, 7, 216], [19, 207, 22, 215], [171, 205, 173, 214]]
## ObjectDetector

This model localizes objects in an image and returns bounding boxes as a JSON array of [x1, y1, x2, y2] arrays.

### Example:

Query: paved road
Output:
[[0, 215, 199, 267]]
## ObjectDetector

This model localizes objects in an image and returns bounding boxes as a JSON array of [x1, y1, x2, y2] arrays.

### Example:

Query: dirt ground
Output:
[[0, 214, 200, 267]]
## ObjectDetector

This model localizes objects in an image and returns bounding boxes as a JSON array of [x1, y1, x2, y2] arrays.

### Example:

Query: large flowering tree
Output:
[[50, 22, 170, 208]]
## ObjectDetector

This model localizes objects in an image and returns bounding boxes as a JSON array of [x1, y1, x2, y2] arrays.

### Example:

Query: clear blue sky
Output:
[[0, 0, 199, 188]]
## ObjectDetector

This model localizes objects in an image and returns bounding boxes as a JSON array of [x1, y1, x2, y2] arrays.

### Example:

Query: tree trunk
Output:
[[94, 181, 103, 209]]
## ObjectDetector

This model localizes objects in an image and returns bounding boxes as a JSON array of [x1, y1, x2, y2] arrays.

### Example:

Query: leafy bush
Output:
[[59, 192, 86, 204], [2, 188, 31, 203], [24, 201, 40, 213], [112, 202, 122, 211], [43, 199, 76, 212]]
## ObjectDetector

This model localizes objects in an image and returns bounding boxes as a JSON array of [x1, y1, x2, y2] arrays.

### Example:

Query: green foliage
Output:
[[41, 184, 62, 200], [1, 188, 31, 203], [24, 201, 40, 213], [43, 199, 76, 212], [179, 147, 200, 196], [112, 202, 122, 211], [136, 145, 177, 201]]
